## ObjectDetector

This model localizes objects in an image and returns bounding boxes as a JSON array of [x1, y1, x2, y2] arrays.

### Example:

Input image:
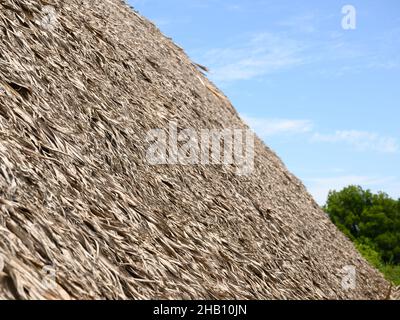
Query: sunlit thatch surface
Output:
[[0, 0, 394, 299]]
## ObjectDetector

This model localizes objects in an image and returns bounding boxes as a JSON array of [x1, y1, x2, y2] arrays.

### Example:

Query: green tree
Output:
[[324, 185, 400, 284]]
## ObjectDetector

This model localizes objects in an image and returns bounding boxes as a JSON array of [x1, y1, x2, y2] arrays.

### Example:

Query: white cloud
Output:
[[195, 23, 400, 82], [304, 175, 400, 205], [311, 130, 399, 154], [226, 4, 242, 11], [242, 117, 398, 155], [277, 13, 317, 33], [202, 32, 305, 82], [241, 115, 313, 137]]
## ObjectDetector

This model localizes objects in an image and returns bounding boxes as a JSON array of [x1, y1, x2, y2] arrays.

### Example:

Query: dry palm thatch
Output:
[[0, 0, 396, 300], [393, 286, 400, 300]]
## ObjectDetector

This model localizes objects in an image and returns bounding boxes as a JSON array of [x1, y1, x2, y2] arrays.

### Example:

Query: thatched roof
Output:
[[0, 0, 396, 299]]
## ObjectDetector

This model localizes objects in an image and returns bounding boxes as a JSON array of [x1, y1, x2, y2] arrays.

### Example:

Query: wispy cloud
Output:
[[243, 116, 398, 155], [305, 175, 400, 205], [277, 13, 317, 33], [201, 32, 305, 82], [226, 4, 242, 11], [312, 130, 399, 154], [242, 115, 313, 137], [193, 15, 400, 82]]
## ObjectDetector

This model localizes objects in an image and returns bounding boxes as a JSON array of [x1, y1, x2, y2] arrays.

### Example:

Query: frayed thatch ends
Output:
[[0, 0, 394, 300], [393, 287, 400, 300]]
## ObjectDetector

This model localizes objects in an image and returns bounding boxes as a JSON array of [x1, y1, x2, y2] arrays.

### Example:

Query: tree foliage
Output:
[[324, 185, 400, 265]]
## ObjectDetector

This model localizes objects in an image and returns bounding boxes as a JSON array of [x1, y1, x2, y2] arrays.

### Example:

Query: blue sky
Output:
[[128, 0, 400, 204]]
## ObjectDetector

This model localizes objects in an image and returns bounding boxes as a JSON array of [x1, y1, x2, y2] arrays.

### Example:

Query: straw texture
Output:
[[0, 0, 396, 299]]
